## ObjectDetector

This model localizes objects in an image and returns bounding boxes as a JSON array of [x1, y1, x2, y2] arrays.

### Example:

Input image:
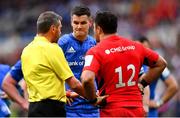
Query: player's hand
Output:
[[21, 99, 29, 111], [0, 91, 8, 98], [95, 95, 109, 107], [66, 90, 80, 105], [149, 100, 163, 108]]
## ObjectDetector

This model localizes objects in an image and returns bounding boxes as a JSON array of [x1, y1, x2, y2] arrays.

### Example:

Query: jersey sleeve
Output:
[[47, 44, 74, 81], [143, 47, 159, 67], [0, 65, 11, 89], [160, 67, 170, 81], [9, 60, 23, 82], [83, 48, 100, 74]]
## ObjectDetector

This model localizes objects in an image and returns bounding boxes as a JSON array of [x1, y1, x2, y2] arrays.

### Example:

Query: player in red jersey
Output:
[[81, 11, 167, 117]]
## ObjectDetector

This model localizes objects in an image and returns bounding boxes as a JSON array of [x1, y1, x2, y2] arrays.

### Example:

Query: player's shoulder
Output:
[[58, 34, 72, 45], [12, 60, 21, 69], [0, 64, 10, 70], [0, 64, 11, 74]]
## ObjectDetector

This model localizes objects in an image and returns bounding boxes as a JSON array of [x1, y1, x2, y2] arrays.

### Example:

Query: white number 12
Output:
[[115, 64, 136, 88]]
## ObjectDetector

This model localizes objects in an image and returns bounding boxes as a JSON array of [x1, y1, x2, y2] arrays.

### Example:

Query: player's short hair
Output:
[[37, 11, 62, 33], [95, 11, 117, 34], [136, 36, 149, 43], [71, 5, 91, 17]]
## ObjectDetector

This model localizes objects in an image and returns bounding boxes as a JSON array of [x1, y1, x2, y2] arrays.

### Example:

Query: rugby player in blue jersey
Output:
[[0, 64, 11, 117], [58, 5, 99, 117], [137, 36, 178, 117], [2, 60, 29, 111]]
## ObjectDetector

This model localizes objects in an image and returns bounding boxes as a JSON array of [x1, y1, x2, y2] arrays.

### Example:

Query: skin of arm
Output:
[[65, 76, 85, 98], [81, 70, 97, 100], [80, 70, 109, 105], [19, 79, 29, 101], [139, 55, 167, 84], [149, 74, 178, 108], [2, 73, 29, 111], [143, 86, 150, 115]]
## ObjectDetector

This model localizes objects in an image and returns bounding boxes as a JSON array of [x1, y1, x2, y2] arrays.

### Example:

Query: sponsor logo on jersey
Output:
[[67, 47, 76, 53], [79, 55, 85, 60], [105, 45, 135, 54], [68, 61, 84, 66]]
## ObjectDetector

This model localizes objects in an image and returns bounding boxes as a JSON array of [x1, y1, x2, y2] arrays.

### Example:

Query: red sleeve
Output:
[[143, 47, 159, 67], [83, 48, 100, 74]]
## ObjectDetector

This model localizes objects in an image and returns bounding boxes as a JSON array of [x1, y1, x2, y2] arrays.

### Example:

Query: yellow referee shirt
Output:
[[21, 36, 73, 103]]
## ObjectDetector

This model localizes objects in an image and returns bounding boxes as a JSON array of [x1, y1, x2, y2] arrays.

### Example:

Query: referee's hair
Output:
[[95, 11, 117, 34], [37, 11, 62, 34]]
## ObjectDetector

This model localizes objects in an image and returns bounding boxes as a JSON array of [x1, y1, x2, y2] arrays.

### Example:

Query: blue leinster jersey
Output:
[[58, 33, 99, 116]]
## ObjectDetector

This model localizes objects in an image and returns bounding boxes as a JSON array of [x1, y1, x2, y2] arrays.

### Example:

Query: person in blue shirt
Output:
[[0, 64, 11, 117], [137, 36, 178, 117], [58, 5, 99, 117], [2, 60, 28, 111]]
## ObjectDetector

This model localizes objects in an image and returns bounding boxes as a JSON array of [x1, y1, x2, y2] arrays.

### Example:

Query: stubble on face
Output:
[[53, 20, 62, 43]]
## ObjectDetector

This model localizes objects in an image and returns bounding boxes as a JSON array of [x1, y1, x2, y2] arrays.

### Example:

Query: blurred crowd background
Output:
[[0, 0, 179, 117]]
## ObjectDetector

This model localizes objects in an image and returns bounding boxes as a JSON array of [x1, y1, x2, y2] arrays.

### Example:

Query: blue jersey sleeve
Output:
[[10, 60, 23, 83], [0, 65, 11, 89]]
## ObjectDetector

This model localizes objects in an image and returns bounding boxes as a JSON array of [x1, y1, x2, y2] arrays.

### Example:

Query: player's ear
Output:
[[50, 25, 56, 33], [89, 17, 93, 27], [98, 26, 103, 34]]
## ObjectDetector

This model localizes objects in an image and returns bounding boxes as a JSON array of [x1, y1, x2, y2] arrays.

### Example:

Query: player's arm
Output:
[[65, 76, 85, 97], [139, 55, 167, 88], [81, 70, 108, 105], [149, 74, 178, 108], [2, 73, 29, 111], [143, 86, 150, 115], [81, 70, 96, 100], [161, 74, 178, 103], [19, 79, 29, 101]]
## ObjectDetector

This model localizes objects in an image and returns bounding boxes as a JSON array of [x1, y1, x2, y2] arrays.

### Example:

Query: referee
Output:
[[21, 11, 84, 117]]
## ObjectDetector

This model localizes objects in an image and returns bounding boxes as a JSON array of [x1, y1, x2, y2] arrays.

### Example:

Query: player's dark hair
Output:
[[71, 5, 91, 17], [37, 11, 62, 33], [136, 36, 149, 43], [95, 11, 117, 34]]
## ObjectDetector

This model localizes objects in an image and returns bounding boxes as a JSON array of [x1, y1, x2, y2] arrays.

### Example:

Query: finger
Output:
[[69, 98, 74, 103], [67, 98, 71, 106]]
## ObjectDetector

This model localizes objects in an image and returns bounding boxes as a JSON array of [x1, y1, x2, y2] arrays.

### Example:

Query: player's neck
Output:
[[100, 33, 117, 41], [72, 33, 87, 42]]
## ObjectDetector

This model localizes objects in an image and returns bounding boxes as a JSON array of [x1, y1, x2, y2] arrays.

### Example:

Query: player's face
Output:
[[71, 15, 91, 40]]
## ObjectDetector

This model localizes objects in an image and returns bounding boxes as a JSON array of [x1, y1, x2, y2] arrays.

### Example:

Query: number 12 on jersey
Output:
[[115, 64, 136, 88]]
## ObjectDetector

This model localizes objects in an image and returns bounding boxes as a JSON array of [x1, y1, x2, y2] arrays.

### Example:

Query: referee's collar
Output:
[[34, 35, 49, 42]]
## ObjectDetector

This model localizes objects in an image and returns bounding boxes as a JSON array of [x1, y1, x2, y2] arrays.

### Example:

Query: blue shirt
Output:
[[143, 65, 170, 117], [0, 64, 11, 117], [58, 34, 99, 115], [10, 60, 23, 83], [0, 65, 10, 89]]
